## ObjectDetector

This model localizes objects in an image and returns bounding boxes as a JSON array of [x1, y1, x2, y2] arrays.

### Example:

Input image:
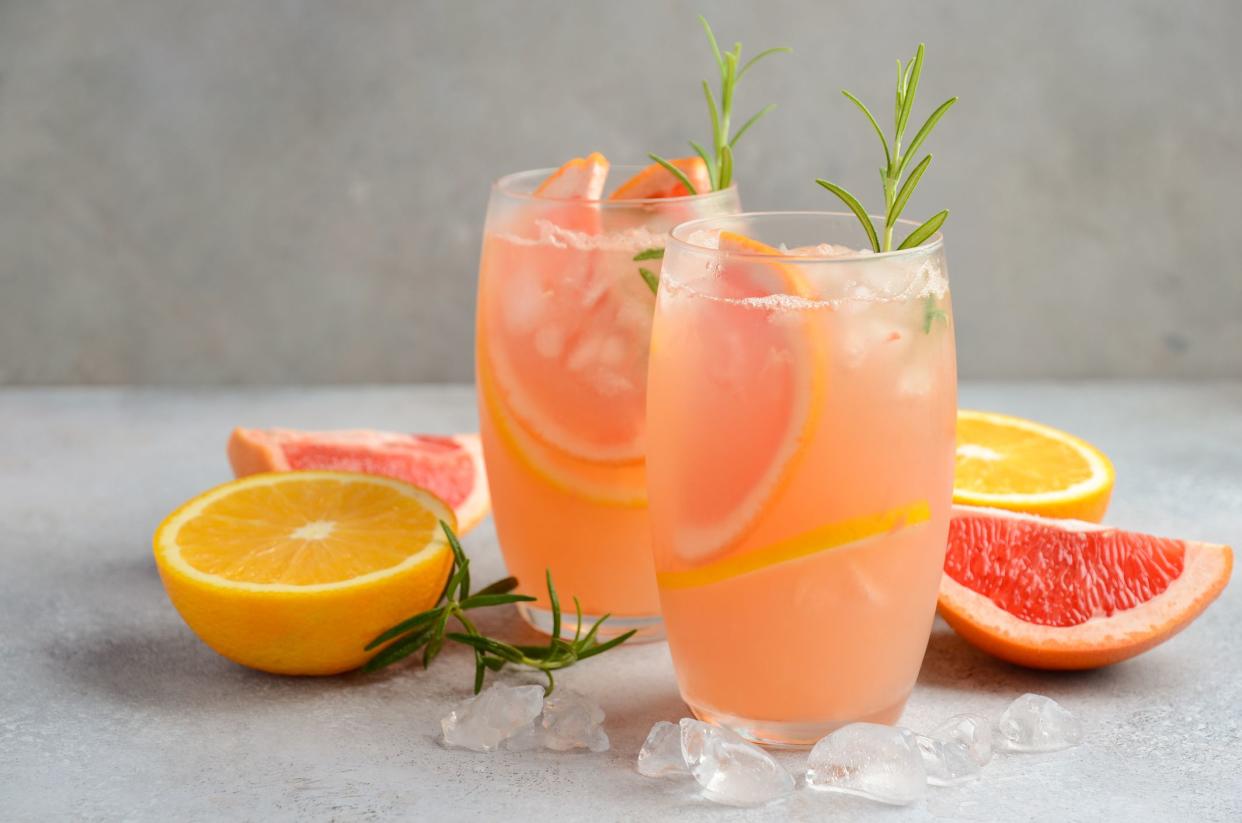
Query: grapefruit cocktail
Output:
[[647, 212, 957, 745], [475, 156, 740, 638]]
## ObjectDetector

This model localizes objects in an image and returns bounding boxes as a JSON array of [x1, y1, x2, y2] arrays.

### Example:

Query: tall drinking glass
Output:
[[646, 212, 957, 745], [476, 168, 741, 639]]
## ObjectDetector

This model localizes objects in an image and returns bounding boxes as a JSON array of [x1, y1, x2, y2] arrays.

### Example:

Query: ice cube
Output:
[[932, 713, 994, 766], [996, 694, 1083, 752], [680, 719, 794, 806], [914, 734, 982, 786], [636, 721, 687, 778], [805, 722, 926, 805], [440, 684, 544, 752], [537, 689, 610, 752]]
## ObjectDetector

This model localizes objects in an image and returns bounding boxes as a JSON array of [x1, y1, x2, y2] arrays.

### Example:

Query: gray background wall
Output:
[[2, 0, 1239, 385]]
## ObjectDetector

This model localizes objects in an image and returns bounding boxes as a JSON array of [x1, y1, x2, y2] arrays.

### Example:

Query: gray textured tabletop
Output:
[[2, 383, 1240, 822]]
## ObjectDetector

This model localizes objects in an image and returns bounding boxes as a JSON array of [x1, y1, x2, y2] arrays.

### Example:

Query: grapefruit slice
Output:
[[610, 157, 712, 199], [480, 151, 651, 465], [940, 505, 1233, 669], [955, 410, 1115, 522], [228, 428, 490, 534], [533, 152, 610, 199], [649, 230, 824, 567]]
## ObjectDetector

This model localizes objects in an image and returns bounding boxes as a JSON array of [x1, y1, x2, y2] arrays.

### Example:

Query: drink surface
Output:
[[647, 222, 957, 742], [475, 171, 739, 627]]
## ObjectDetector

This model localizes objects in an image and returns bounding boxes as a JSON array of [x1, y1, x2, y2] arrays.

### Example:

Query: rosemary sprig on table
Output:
[[816, 43, 957, 252], [363, 521, 635, 694], [649, 15, 791, 195]]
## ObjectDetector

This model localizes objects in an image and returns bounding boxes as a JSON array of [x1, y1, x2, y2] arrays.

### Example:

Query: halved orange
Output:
[[610, 156, 712, 199], [954, 410, 1114, 522], [940, 505, 1233, 669], [153, 471, 454, 675]]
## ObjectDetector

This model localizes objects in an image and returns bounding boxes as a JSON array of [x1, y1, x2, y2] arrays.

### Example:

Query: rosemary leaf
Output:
[[577, 629, 638, 660], [364, 606, 442, 651], [362, 627, 433, 672], [897, 97, 957, 179], [638, 267, 660, 295], [898, 209, 949, 250], [633, 247, 665, 262], [647, 153, 698, 196], [729, 103, 776, 149], [815, 179, 880, 252], [472, 576, 519, 597], [458, 592, 536, 610], [739, 46, 793, 80], [889, 154, 932, 227], [843, 91, 891, 170]]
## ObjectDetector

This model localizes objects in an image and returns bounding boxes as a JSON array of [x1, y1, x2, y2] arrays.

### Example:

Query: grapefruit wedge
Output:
[[228, 429, 490, 534], [533, 152, 610, 199], [940, 505, 1233, 669], [610, 157, 711, 199]]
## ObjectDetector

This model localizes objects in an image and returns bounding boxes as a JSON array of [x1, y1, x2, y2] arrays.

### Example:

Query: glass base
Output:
[[516, 603, 665, 643], [686, 695, 909, 749]]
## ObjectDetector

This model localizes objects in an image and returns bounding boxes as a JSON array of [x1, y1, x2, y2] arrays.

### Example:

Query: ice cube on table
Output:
[[536, 689, 610, 752], [805, 722, 926, 805], [440, 684, 545, 752], [914, 735, 982, 786], [680, 719, 794, 807], [932, 713, 994, 766], [996, 693, 1083, 752], [637, 721, 687, 778]]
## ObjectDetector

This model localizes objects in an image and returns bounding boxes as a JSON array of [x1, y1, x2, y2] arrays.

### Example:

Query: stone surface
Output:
[[3, 3, 1242, 385], [1, 383, 1241, 821]]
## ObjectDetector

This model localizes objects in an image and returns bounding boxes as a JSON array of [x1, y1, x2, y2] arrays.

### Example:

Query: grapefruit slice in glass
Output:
[[481, 152, 652, 465], [940, 504, 1233, 669], [228, 428, 490, 533], [649, 230, 825, 567], [609, 157, 712, 199]]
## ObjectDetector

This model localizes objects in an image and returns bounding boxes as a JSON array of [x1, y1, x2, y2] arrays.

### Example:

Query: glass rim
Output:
[[493, 166, 740, 207], [668, 210, 945, 262]]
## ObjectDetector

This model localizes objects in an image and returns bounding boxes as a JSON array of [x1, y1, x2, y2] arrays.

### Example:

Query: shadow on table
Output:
[[918, 620, 1126, 697]]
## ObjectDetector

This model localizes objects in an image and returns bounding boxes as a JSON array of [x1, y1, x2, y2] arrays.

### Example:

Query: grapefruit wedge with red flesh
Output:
[[533, 152, 610, 199], [228, 429, 490, 534], [610, 157, 712, 199], [940, 505, 1233, 669]]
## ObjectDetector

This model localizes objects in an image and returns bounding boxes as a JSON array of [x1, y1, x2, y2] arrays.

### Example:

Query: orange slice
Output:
[[954, 410, 1115, 522], [610, 157, 712, 199], [153, 471, 454, 675], [940, 505, 1233, 669], [228, 429, 490, 534], [649, 231, 824, 568], [534, 152, 610, 199]]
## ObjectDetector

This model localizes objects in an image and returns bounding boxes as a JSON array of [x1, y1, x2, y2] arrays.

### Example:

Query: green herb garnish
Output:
[[634, 247, 665, 294], [922, 295, 948, 333], [816, 43, 957, 252], [363, 521, 635, 694], [649, 15, 790, 194]]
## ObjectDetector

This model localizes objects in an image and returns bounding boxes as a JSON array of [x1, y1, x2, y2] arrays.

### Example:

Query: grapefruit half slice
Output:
[[228, 428, 490, 534], [609, 157, 712, 199], [940, 504, 1233, 669], [649, 230, 824, 567]]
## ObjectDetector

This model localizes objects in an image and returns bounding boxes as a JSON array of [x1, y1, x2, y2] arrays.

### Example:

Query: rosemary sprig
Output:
[[816, 43, 957, 252], [922, 295, 948, 333], [363, 521, 636, 694], [650, 15, 790, 193]]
